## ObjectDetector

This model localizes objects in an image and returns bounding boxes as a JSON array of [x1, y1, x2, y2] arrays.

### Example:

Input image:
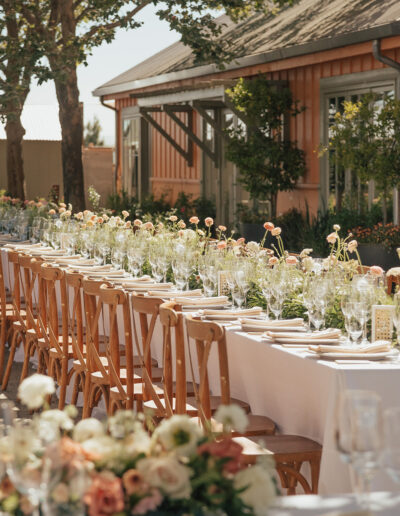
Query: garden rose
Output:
[[204, 217, 214, 227], [326, 232, 337, 244], [178, 220, 186, 229], [137, 456, 191, 499], [347, 240, 358, 253], [198, 438, 243, 474], [189, 216, 199, 224], [122, 469, 147, 495], [370, 265, 384, 276], [263, 222, 274, 231], [18, 374, 55, 409], [84, 472, 124, 516], [234, 463, 276, 516], [271, 227, 281, 236]]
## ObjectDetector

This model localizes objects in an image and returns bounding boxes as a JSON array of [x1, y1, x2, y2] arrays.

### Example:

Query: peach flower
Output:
[[122, 469, 147, 496], [218, 225, 227, 232], [198, 438, 244, 474], [204, 217, 214, 227], [58, 207, 66, 213], [133, 219, 142, 226], [84, 472, 124, 516], [48, 209, 56, 215], [217, 241, 227, 250], [286, 256, 298, 265], [125, 221, 132, 229], [269, 256, 279, 265], [189, 216, 199, 224], [236, 237, 245, 245], [271, 227, 281, 236], [347, 240, 358, 253], [178, 220, 186, 229], [144, 222, 154, 230], [326, 232, 337, 244], [263, 222, 274, 231], [169, 215, 178, 222]]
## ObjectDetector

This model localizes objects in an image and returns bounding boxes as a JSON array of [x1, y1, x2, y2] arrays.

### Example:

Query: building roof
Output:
[[93, 0, 400, 98], [0, 104, 61, 141]]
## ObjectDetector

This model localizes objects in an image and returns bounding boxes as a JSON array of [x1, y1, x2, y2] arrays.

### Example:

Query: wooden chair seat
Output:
[[190, 414, 276, 436], [186, 395, 250, 414], [90, 369, 143, 384], [235, 435, 322, 495], [110, 382, 164, 399]]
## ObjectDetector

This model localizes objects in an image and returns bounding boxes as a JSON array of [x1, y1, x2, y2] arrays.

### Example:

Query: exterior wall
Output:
[[0, 140, 63, 199], [83, 146, 114, 207], [110, 35, 400, 219]]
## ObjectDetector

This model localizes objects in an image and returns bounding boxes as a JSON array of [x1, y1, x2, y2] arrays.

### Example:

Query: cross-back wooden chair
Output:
[[184, 315, 322, 495], [0, 250, 21, 382], [184, 314, 275, 435], [37, 263, 74, 409], [387, 273, 400, 295], [1, 253, 43, 389]]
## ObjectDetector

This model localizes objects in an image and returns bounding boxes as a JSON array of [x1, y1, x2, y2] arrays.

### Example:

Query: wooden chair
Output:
[[0, 250, 21, 382], [387, 273, 400, 295], [184, 315, 322, 495], [183, 314, 275, 434]]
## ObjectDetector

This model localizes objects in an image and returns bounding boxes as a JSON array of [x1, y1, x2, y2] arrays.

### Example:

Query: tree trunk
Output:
[[53, 67, 85, 211], [270, 192, 278, 218], [5, 115, 26, 200]]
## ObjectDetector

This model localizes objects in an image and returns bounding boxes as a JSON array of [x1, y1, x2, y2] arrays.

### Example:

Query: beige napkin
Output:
[[266, 329, 342, 341], [4, 241, 41, 249], [200, 306, 263, 316], [70, 264, 113, 271], [174, 295, 228, 306], [87, 270, 127, 278], [309, 340, 392, 354], [54, 255, 83, 263], [240, 317, 305, 332], [148, 289, 203, 298], [128, 282, 172, 290], [124, 275, 152, 282]]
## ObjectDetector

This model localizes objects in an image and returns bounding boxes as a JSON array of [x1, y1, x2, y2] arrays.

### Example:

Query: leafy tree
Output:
[[225, 76, 306, 218], [0, 1, 44, 199], [84, 116, 104, 147], [326, 93, 400, 224], [18, 0, 297, 210]]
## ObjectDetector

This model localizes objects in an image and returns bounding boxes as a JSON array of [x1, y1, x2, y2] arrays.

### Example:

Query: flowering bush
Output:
[[0, 375, 276, 516], [351, 223, 400, 249]]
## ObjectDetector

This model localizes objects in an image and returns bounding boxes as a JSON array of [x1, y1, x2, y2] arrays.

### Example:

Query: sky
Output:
[[25, 5, 181, 146]]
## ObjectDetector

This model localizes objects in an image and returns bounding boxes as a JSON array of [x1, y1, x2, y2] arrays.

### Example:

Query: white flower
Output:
[[234, 463, 276, 516], [299, 248, 313, 259], [81, 435, 117, 459], [333, 224, 341, 231], [302, 256, 314, 273], [73, 418, 104, 443], [124, 427, 151, 456], [18, 374, 55, 409], [246, 241, 260, 254], [214, 404, 248, 434], [137, 456, 192, 499], [40, 409, 74, 431], [153, 415, 202, 457]]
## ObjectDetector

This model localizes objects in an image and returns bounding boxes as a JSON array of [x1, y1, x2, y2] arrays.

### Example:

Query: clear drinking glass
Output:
[[383, 407, 400, 484]]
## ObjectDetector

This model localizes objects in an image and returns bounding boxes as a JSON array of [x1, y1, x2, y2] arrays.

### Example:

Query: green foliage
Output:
[[84, 116, 104, 147], [225, 76, 306, 216], [325, 93, 400, 222]]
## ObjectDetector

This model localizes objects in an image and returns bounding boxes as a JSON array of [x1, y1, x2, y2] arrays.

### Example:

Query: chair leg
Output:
[[71, 371, 82, 407], [82, 375, 92, 419], [57, 358, 68, 410], [310, 457, 321, 494], [1, 331, 19, 390], [0, 320, 8, 382], [20, 340, 35, 383]]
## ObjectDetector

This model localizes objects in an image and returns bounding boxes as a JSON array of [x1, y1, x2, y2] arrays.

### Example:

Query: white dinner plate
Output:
[[312, 349, 398, 361]]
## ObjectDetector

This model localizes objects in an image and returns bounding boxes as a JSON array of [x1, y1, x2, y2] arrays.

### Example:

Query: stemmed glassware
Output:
[[383, 407, 400, 485], [335, 390, 383, 508], [392, 293, 400, 345]]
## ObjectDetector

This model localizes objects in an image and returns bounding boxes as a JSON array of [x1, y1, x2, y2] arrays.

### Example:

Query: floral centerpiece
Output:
[[0, 375, 276, 516]]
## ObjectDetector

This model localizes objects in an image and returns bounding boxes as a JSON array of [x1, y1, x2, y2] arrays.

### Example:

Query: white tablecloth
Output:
[[2, 247, 400, 495]]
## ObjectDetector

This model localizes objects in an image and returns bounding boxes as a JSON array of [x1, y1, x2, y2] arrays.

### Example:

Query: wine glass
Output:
[[269, 287, 284, 320], [392, 293, 400, 345], [383, 407, 400, 485], [308, 302, 324, 331], [346, 313, 363, 347]]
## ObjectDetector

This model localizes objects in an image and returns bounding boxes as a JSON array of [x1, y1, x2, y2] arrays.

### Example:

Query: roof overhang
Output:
[[93, 22, 400, 98]]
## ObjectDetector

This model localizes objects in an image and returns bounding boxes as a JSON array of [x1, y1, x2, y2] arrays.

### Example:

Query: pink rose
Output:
[[370, 265, 384, 277], [286, 256, 298, 265], [326, 232, 337, 244], [263, 222, 274, 231], [271, 227, 281, 236], [204, 217, 214, 227], [178, 220, 186, 229], [132, 489, 163, 515], [217, 241, 227, 250], [84, 472, 124, 516], [189, 216, 199, 225]]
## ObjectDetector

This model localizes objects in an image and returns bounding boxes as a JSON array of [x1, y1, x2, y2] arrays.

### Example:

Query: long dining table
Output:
[[2, 243, 400, 496]]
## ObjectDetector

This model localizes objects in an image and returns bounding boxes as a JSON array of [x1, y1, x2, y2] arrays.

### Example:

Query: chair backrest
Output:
[[131, 294, 164, 381], [159, 301, 187, 414], [82, 278, 111, 379], [6, 250, 22, 311], [65, 270, 85, 366], [185, 315, 230, 423], [39, 263, 68, 355], [0, 251, 8, 323], [387, 275, 400, 295], [98, 285, 134, 406]]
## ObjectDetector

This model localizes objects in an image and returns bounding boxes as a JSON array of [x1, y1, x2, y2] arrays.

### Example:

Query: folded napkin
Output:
[[200, 306, 263, 316], [4, 241, 40, 248], [70, 264, 113, 272], [266, 329, 342, 341], [240, 317, 305, 332], [54, 255, 82, 262], [174, 295, 229, 306], [148, 289, 203, 298], [128, 282, 172, 290], [116, 277, 155, 287], [87, 270, 127, 278], [309, 340, 392, 354]]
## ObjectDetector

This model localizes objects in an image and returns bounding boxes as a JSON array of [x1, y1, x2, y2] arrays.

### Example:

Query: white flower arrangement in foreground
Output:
[[1, 374, 277, 516]]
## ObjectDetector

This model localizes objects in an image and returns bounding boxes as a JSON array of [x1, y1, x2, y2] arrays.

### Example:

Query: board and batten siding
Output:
[[112, 36, 400, 216]]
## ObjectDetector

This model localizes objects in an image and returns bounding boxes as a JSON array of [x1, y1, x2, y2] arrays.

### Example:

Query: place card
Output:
[[218, 271, 231, 297], [371, 304, 394, 342]]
